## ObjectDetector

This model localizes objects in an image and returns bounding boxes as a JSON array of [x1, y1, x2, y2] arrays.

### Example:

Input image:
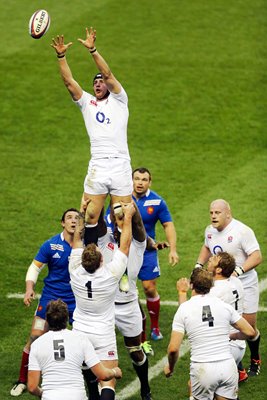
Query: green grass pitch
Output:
[[1, 0, 267, 399]]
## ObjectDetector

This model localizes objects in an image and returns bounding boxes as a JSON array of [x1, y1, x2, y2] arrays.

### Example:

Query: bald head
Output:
[[210, 199, 231, 212], [209, 199, 232, 231]]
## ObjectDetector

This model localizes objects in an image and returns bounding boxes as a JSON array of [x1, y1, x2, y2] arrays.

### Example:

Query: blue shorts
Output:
[[35, 295, 76, 324], [138, 250, 160, 281]]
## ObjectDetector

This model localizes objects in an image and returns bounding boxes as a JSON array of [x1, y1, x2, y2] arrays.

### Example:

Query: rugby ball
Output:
[[29, 10, 50, 39]]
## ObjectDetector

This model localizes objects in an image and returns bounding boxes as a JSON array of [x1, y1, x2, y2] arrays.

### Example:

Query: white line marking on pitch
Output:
[[6, 277, 267, 399], [7, 277, 267, 302], [116, 339, 189, 400]]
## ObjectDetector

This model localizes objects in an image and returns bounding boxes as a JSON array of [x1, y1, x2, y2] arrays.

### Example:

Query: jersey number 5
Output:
[[53, 339, 65, 361], [202, 305, 214, 327]]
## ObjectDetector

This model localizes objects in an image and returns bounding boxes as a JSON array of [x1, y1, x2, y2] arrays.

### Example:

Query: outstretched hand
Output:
[[176, 278, 190, 294], [78, 27, 96, 49], [51, 35, 73, 56]]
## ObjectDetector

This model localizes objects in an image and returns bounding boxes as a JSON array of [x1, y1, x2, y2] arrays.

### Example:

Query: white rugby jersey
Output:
[[98, 232, 146, 303], [29, 329, 99, 400], [75, 87, 130, 160], [69, 247, 127, 333], [173, 294, 241, 362], [211, 277, 245, 349], [211, 277, 244, 314], [204, 219, 260, 285]]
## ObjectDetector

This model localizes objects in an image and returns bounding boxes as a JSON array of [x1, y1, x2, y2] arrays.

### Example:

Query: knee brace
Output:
[[126, 345, 146, 365]]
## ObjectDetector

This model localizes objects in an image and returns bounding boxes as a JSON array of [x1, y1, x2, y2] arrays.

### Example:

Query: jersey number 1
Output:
[[85, 281, 93, 299]]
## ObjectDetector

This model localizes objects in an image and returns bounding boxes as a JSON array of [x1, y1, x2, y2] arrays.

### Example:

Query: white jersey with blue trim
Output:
[[68, 247, 127, 333], [172, 294, 241, 362], [75, 87, 130, 160], [29, 329, 99, 400], [204, 218, 260, 285]]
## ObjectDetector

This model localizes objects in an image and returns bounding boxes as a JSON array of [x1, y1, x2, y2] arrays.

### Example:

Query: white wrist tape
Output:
[[195, 262, 203, 269], [25, 262, 41, 284]]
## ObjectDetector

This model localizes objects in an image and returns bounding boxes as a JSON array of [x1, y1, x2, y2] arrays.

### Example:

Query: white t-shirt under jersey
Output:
[[28, 329, 99, 400], [69, 247, 127, 333], [172, 293, 241, 362], [75, 88, 130, 160]]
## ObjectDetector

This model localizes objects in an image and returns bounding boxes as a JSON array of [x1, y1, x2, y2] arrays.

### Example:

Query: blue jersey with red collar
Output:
[[35, 232, 75, 301], [133, 189, 172, 239]]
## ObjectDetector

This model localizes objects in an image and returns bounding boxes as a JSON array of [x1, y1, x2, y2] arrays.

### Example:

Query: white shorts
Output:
[[73, 328, 118, 361], [241, 277, 259, 314], [84, 158, 133, 196], [42, 389, 87, 400], [115, 299, 142, 337], [230, 341, 246, 366], [190, 358, 238, 400]]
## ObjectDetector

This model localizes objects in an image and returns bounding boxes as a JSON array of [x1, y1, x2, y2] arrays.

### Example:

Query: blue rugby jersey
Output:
[[133, 189, 172, 239], [34, 232, 75, 301]]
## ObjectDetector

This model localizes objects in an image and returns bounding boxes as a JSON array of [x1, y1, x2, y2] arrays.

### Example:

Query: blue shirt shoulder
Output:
[[133, 190, 172, 238]]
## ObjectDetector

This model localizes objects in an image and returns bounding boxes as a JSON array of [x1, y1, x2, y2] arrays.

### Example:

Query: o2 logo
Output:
[[213, 245, 223, 255], [96, 111, 111, 124]]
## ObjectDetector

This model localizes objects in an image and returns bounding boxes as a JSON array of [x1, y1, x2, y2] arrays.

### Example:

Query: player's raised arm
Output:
[[73, 212, 85, 249], [119, 202, 136, 256], [78, 27, 121, 94], [51, 35, 83, 101]]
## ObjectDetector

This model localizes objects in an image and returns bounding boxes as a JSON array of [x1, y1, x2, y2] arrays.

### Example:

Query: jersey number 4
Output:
[[202, 305, 214, 327]]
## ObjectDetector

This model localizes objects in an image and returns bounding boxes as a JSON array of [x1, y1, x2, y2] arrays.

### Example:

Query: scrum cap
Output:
[[93, 73, 103, 84]]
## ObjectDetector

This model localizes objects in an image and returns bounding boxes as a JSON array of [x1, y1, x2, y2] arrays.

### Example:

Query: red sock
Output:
[[147, 295, 160, 330], [18, 348, 30, 383]]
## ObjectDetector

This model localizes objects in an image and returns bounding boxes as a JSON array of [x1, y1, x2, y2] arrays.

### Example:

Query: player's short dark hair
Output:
[[61, 208, 80, 222], [46, 299, 68, 331], [190, 268, 213, 294], [217, 252, 236, 277], [82, 243, 102, 273], [132, 167, 152, 180]]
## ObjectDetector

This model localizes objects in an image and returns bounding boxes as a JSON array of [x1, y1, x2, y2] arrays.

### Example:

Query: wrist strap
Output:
[[234, 266, 245, 276], [89, 47, 97, 54], [57, 54, 66, 59], [195, 262, 203, 268]]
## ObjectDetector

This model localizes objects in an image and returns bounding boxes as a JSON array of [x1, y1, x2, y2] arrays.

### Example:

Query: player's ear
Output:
[[216, 266, 222, 274]]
